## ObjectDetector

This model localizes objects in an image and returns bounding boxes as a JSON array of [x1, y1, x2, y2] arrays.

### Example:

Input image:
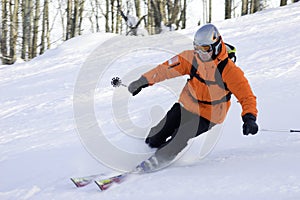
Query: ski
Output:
[[94, 172, 129, 191], [70, 173, 107, 188], [72, 155, 159, 190]]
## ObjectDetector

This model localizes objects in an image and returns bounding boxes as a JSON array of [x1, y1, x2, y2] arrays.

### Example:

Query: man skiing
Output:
[[128, 24, 259, 172]]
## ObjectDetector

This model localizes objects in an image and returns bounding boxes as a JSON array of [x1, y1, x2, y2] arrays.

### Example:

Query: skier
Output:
[[128, 24, 259, 172]]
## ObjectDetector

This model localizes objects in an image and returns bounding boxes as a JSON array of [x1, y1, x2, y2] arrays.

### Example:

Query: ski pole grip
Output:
[[290, 129, 300, 133]]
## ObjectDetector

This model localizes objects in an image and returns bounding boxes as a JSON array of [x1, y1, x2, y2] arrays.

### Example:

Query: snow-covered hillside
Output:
[[1, 3, 300, 200]]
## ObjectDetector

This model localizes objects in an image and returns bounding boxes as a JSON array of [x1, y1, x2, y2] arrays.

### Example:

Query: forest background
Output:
[[0, 0, 298, 65]]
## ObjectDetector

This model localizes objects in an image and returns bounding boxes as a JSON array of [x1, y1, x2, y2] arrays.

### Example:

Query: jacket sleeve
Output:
[[222, 61, 258, 118], [142, 51, 192, 85]]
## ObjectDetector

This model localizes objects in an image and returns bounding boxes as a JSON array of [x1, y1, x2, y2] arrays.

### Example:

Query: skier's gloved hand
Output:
[[242, 113, 259, 135], [128, 76, 149, 96], [136, 156, 159, 173], [145, 136, 166, 148]]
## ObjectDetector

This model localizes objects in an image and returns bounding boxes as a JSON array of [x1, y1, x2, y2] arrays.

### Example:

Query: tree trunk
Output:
[[150, 0, 162, 34], [9, 0, 19, 64], [250, 0, 260, 13], [40, 0, 46, 54], [225, 0, 232, 19], [71, 0, 79, 38], [40, 0, 50, 55], [115, 0, 122, 34], [241, 0, 248, 15], [208, 0, 212, 23], [134, 0, 141, 18], [147, 0, 153, 34], [160, 0, 167, 25], [105, 0, 110, 32], [182, 0, 187, 29], [1, 0, 9, 63], [21, 0, 27, 59], [32, 0, 40, 58], [94, 0, 100, 32], [78, 0, 84, 35], [66, 0, 73, 40], [21, 0, 33, 60], [280, 0, 288, 6], [28, 0, 33, 59], [57, 0, 66, 39], [169, 0, 180, 27], [46, 0, 50, 49], [111, 0, 115, 33]]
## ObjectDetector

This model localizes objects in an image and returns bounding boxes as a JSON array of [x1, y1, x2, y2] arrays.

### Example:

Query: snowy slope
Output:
[[1, 3, 300, 200]]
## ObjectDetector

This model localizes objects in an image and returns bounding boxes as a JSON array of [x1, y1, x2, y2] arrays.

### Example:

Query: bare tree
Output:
[[160, 0, 167, 25], [208, 0, 212, 23], [9, 0, 19, 64], [32, 0, 40, 58], [1, 0, 9, 63], [89, 0, 98, 32], [1, 0, 19, 64], [225, 0, 232, 19], [65, 0, 85, 40], [21, 0, 33, 60], [57, 0, 66, 38], [145, 0, 186, 34], [134, 0, 141, 18], [111, 0, 115, 33], [66, 0, 73, 40], [40, 0, 50, 55], [181, 0, 187, 28], [28, 0, 33, 59], [105, 0, 110, 32], [174, 0, 187, 29], [167, 0, 180, 28], [280, 0, 287, 6], [78, 0, 84, 35], [117, 0, 147, 35], [72, 0, 79, 37], [149, 0, 162, 34], [250, 0, 260, 13], [242, 0, 249, 15]]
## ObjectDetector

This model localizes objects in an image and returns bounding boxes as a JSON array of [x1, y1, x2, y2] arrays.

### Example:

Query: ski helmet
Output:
[[193, 24, 222, 62]]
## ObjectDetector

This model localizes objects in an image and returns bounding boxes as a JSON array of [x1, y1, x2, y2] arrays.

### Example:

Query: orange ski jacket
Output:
[[143, 41, 257, 124]]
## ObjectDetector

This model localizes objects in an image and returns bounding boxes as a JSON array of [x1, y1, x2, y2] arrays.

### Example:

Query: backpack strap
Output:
[[189, 56, 218, 86], [190, 56, 230, 91], [193, 92, 232, 105], [188, 56, 232, 105], [215, 58, 230, 91]]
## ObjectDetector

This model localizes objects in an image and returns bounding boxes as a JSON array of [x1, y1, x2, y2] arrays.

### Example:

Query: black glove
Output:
[[128, 76, 149, 96], [242, 113, 259, 135]]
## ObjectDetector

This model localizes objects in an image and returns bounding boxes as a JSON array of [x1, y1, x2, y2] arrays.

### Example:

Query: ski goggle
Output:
[[193, 37, 222, 53], [193, 44, 212, 53]]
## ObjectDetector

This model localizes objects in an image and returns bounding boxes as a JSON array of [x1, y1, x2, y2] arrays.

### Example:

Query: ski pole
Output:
[[260, 128, 300, 133], [111, 77, 127, 88]]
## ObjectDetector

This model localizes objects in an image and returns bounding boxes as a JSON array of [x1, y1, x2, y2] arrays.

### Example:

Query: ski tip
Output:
[[70, 178, 90, 188], [95, 180, 113, 191], [70, 178, 80, 187], [94, 173, 129, 191]]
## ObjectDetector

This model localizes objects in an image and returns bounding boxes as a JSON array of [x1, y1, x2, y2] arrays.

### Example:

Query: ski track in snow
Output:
[[1, 3, 300, 200]]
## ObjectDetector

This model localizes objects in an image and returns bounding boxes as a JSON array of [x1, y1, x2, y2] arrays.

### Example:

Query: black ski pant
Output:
[[145, 103, 216, 162]]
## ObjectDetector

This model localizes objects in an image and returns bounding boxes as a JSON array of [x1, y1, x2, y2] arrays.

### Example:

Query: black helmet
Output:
[[193, 24, 222, 62]]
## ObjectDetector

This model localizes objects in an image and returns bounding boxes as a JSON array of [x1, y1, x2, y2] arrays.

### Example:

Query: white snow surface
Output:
[[1, 3, 300, 200]]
